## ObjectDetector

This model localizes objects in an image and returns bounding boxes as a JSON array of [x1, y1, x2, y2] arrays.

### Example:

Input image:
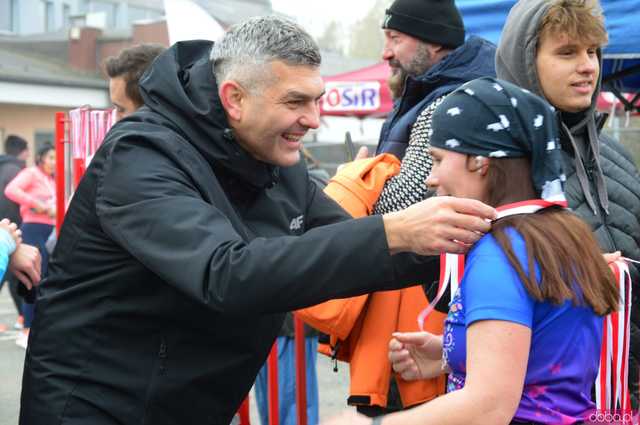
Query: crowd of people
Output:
[[0, 0, 638, 424]]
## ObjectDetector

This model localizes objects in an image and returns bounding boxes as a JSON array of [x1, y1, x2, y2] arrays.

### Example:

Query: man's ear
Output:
[[218, 80, 245, 122]]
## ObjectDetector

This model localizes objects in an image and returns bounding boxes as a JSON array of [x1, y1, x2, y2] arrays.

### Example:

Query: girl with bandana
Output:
[[324, 78, 620, 425]]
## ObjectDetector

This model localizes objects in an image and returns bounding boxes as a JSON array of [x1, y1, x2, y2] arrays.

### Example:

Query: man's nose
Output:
[[300, 103, 320, 130], [577, 51, 597, 74], [382, 44, 393, 61]]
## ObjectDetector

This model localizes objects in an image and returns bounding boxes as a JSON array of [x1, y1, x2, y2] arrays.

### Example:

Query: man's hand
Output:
[[389, 331, 445, 381], [9, 244, 41, 290], [383, 196, 496, 255], [354, 146, 369, 160]]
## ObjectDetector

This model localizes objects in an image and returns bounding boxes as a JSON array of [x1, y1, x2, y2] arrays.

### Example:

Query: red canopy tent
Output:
[[320, 62, 393, 117]]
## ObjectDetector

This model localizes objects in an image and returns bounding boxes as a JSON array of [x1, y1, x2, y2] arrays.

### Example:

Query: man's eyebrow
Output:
[[281, 90, 326, 102], [554, 42, 587, 50]]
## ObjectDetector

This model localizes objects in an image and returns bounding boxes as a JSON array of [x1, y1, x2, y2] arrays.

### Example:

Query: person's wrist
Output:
[[382, 211, 408, 255]]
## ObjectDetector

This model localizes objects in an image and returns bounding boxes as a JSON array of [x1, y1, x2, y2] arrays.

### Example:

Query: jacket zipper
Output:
[[331, 341, 341, 373]]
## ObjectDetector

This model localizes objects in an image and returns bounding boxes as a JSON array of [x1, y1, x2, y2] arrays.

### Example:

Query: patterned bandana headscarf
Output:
[[429, 77, 566, 202]]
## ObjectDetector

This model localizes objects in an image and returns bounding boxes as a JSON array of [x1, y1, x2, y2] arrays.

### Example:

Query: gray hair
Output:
[[210, 16, 321, 92]]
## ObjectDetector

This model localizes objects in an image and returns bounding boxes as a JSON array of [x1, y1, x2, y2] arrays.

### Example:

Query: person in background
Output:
[[104, 43, 166, 121], [327, 77, 620, 425], [4, 143, 56, 349], [375, 0, 496, 163], [496, 0, 640, 407], [0, 135, 28, 332], [300, 0, 496, 418]]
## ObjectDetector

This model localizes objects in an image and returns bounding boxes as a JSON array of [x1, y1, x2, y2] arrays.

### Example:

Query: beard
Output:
[[388, 42, 436, 78], [387, 67, 408, 100]]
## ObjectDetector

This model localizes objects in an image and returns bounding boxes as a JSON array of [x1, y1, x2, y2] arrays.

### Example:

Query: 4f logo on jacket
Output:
[[289, 215, 304, 231]]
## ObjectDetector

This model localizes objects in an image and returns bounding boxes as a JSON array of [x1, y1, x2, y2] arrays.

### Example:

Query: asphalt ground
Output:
[[0, 287, 352, 425]]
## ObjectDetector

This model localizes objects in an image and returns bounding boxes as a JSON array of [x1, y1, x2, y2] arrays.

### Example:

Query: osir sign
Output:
[[321, 81, 381, 112]]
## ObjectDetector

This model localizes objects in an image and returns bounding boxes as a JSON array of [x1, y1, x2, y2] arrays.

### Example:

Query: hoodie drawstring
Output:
[[586, 115, 610, 215], [561, 118, 610, 216]]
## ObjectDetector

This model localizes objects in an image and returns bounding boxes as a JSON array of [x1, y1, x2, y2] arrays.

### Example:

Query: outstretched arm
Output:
[[325, 320, 530, 425], [96, 141, 493, 315]]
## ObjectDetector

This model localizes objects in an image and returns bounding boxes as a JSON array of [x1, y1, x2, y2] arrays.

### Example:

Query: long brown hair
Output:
[[484, 158, 619, 316]]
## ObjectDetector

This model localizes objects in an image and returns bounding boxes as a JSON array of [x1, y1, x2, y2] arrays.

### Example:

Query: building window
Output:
[[0, 2, 9, 31], [44, 1, 55, 32], [63, 4, 71, 28], [128, 6, 162, 23], [111, 2, 119, 27], [9, 0, 20, 33]]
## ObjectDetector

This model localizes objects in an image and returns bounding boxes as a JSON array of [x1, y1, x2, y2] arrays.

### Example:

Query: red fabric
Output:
[[596, 92, 639, 114]]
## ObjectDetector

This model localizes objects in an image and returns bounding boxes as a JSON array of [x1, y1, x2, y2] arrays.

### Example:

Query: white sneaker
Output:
[[13, 315, 24, 330], [15, 332, 28, 349]]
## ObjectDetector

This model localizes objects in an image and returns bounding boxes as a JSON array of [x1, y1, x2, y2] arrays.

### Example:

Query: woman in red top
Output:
[[5, 143, 56, 349]]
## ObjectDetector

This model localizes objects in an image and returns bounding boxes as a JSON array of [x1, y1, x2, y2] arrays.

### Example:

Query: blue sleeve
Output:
[[462, 231, 536, 329], [0, 228, 16, 277]]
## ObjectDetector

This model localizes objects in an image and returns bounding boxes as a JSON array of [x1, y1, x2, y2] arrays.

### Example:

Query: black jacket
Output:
[[0, 155, 25, 224], [20, 41, 434, 425], [560, 114, 640, 407]]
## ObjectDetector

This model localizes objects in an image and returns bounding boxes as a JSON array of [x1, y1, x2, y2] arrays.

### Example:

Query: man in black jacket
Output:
[[20, 17, 495, 425]]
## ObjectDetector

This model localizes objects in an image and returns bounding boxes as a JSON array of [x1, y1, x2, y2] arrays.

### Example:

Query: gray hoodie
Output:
[[497, 0, 640, 407]]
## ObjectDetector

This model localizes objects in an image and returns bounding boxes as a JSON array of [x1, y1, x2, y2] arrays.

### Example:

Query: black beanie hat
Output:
[[382, 0, 465, 49]]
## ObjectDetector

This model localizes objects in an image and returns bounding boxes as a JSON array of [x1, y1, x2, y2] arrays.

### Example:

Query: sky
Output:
[[270, 0, 381, 37]]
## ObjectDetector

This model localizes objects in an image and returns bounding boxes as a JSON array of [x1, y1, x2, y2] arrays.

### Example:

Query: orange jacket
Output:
[[297, 154, 446, 408]]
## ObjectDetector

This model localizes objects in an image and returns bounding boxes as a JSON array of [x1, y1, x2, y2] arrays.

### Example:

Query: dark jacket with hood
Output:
[[19, 41, 435, 425], [496, 0, 640, 407], [0, 154, 25, 225], [376, 36, 497, 159]]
